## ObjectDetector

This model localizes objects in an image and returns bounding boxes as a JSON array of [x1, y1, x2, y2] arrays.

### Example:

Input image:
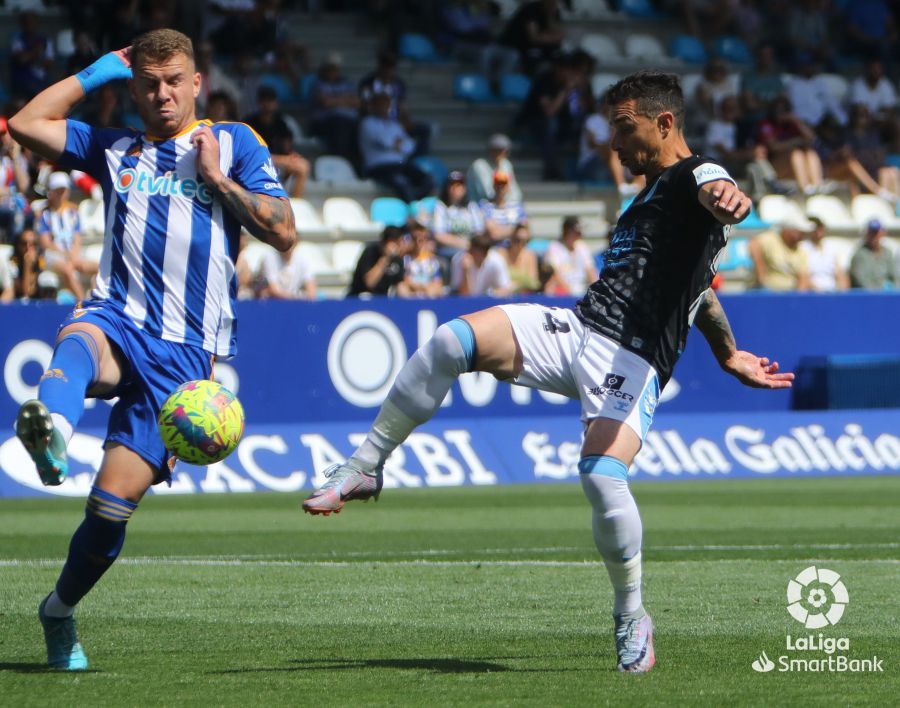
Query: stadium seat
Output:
[[412, 155, 449, 186], [669, 35, 707, 65], [290, 198, 333, 239], [297, 74, 316, 103], [370, 197, 409, 227], [717, 236, 752, 271], [78, 198, 105, 244], [758, 194, 806, 226], [566, 0, 614, 19], [850, 194, 900, 229], [453, 74, 495, 103], [398, 33, 443, 62], [258, 73, 296, 104], [591, 72, 620, 98], [240, 240, 272, 277], [679, 72, 702, 100], [296, 242, 334, 277], [527, 238, 550, 256], [735, 205, 769, 230], [314, 155, 358, 184], [580, 34, 622, 63], [713, 36, 753, 65], [618, 0, 664, 18], [885, 154, 900, 169], [499, 73, 532, 102], [624, 34, 666, 62], [409, 195, 439, 220], [82, 243, 103, 266], [331, 239, 365, 274], [322, 197, 383, 238], [805, 195, 857, 230], [819, 74, 849, 106]]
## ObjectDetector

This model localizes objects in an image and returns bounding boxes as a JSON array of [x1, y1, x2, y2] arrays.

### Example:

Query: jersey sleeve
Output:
[[687, 158, 736, 191], [57, 119, 119, 177], [228, 123, 290, 199], [36, 210, 50, 235]]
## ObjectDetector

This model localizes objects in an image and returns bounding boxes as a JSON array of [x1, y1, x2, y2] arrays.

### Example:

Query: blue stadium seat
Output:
[[297, 74, 316, 103], [412, 155, 449, 186], [714, 36, 753, 65], [717, 237, 752, 271], [885, 154, 900, 169], [409, 196, 439, 219], [398, 33, 444, 62], [617, 0, 664, 18], [371, 197, 409, 227], [259, 73, 298, 104], [499, 73, 531, 102], [454, 73, 496, 103], [735, 205, 769, 230], [528, 238, 550, 256], [669, 35, 708, 65]]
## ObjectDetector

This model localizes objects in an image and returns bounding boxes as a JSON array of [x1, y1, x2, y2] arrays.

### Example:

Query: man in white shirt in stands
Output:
[[451, 233, 512, 295], [545, 215, 598, 296], [786, 60, 848, 129], [800, 216, 849, 292], [259, 240, 317, 300]]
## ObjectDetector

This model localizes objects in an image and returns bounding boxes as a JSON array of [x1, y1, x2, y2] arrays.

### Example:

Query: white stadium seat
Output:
[[296, 242, 334, 277], [322, 197, 383, 239], [591, 73, 621, 98], [580, 34, 622, 63], [78, 198, 106, 244], [624, 34, 666, 61], [314, 155, 358, 184], [289, 198, 333, 240], [850, 194, 900, 229], [758, 195, 806, 226], [331, 240, 365, 274], [239, 241, 273, 278], [804, 195, 856, 230]]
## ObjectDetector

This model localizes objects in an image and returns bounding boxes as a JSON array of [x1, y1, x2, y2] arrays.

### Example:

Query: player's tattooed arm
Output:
[[696, 289, 795, 389], [214, 180, 296, 252]]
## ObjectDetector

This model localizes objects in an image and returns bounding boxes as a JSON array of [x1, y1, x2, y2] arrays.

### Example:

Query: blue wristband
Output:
[[76, 52, 133, 94]]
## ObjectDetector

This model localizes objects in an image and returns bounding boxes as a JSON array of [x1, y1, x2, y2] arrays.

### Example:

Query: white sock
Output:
[[580, 472, 644, 617], [50, 413, 74, 446], [350, 324, 469, 472], [43, 590, 75, 618]]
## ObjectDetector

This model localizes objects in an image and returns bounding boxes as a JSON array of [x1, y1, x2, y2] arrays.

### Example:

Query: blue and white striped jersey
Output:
[[37, 203, 81, 251], [58, 118, 288, 357]]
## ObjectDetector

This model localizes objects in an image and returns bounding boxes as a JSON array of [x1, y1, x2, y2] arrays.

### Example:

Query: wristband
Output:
[[76, 52, 133, 94]]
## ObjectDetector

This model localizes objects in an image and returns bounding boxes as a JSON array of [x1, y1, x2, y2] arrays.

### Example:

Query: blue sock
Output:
[[55, 486, 137, 607], [446, 318, 477, 372], [39, 332, 99, 430]]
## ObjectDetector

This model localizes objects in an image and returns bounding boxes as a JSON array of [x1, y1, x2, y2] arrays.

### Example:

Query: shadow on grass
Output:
[[0, 662, 97, 674], [215, 657, 585, 675]]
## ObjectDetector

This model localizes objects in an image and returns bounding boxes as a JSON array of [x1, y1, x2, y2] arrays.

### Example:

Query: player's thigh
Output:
[[93, 442, 156, 503], [582, 417, 641, 465], [461, 306, 522, 379], [57, 321, 125, 396]]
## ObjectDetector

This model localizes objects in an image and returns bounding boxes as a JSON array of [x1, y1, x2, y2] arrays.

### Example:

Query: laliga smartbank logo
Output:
[[751, 566, 883, 674], [114, 169, 214, 204]]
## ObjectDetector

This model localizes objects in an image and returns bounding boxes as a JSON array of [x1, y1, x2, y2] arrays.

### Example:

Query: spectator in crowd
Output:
[[850, 219, 897, 289], [544, 216, 598, 296], [740, 43, 785, 125], [432, 170, 484, 264], [398, 221, 444, 298], [11, 229, 42, 299], [451, 233, 512, 296], [205, 91, 239, 123], [496, 222, 542, 294], [349, 225, 409, 297], [9, 11, 55, 99], [480, 171, 527, 243], [195, 40, 241, 116], [0, 118, 31, 244], [671, 0, 735, 41], [577, 97, 644, 195], [498, 0, 565, 76], [243, 86, 309, 198], [440, 0, 519, 90], [234, 232, 258, 300], [756, 96, 827, 196], [848, 58, 899, 148], [745, 144, 794, 203], [259, 240, 317, 300], [65, 31, 98, 76], [81, 84, 125, 130], [845, 104, 900, 202], [36, 172, 98, 302], [748, 217, 812, 291], [359, 50, 431, 155], [801, 216, 849, 292], [785, 60, 848, 133], [232, 52, 262, 110], [517, 52, 593, 180], [358, 90, 434, 202], [210, 0, 282, 58], [0, 243, 13, 302], [786, 0, 834, 70], [703, 96, 756, 179], [308, 52, 361, 165], [466, 133, 522, 203], [690, 59, 740, 137], [843, 0, 896, 65]]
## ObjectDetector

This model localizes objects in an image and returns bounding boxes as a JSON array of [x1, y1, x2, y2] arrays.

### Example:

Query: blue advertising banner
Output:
[[0, 410, 897, 497]]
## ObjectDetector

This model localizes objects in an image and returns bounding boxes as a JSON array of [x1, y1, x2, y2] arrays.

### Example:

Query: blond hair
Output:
[[131, 29, 194, 70]]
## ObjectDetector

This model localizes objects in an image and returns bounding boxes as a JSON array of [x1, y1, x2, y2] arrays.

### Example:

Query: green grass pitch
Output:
[[1, 476, 897, 706]]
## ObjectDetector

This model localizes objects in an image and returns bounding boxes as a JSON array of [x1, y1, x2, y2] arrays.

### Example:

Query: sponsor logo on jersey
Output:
[[261, 159, 279, 181], [114, 168, 214, 204]]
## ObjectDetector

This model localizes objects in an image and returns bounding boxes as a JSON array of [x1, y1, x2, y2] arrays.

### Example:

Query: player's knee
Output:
[[433, 320, 476, 374], [579, 455, 630, 512]]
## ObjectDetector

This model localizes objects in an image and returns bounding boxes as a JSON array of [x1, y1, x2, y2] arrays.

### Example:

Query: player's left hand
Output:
[[705, 180, 752, 222], [191, 126, 223, 187], [722, 350, 794, 389]]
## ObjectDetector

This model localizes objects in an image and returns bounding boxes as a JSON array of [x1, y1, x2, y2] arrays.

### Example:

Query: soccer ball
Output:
[[158, 380, 245, 465]]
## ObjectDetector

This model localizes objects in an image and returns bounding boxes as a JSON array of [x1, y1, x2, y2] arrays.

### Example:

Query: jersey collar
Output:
[[144, 119, 212, 143]]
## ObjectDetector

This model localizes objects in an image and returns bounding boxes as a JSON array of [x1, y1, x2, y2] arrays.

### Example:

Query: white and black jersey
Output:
[[575, 155, 732, 386]]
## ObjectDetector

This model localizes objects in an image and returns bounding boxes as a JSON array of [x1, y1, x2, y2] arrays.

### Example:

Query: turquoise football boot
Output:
[[38, 595, 89, 671], [15, 400, 68, 486]]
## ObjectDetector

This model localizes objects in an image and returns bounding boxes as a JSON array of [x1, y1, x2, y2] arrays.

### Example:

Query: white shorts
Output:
[[498, 303, 661, 441]]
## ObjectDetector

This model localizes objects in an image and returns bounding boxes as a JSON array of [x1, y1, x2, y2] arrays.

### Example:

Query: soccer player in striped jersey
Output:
[[8, 29, 295, 670]]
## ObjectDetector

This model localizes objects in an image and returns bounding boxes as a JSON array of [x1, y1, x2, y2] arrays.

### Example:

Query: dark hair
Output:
[[470, 233, 493, 252], [381, 225, 403, 242], [605, 70, 684, 128]]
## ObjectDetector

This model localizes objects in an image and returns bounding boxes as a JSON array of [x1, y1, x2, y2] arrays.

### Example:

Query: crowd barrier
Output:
[[1, 293, 898, 497]]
